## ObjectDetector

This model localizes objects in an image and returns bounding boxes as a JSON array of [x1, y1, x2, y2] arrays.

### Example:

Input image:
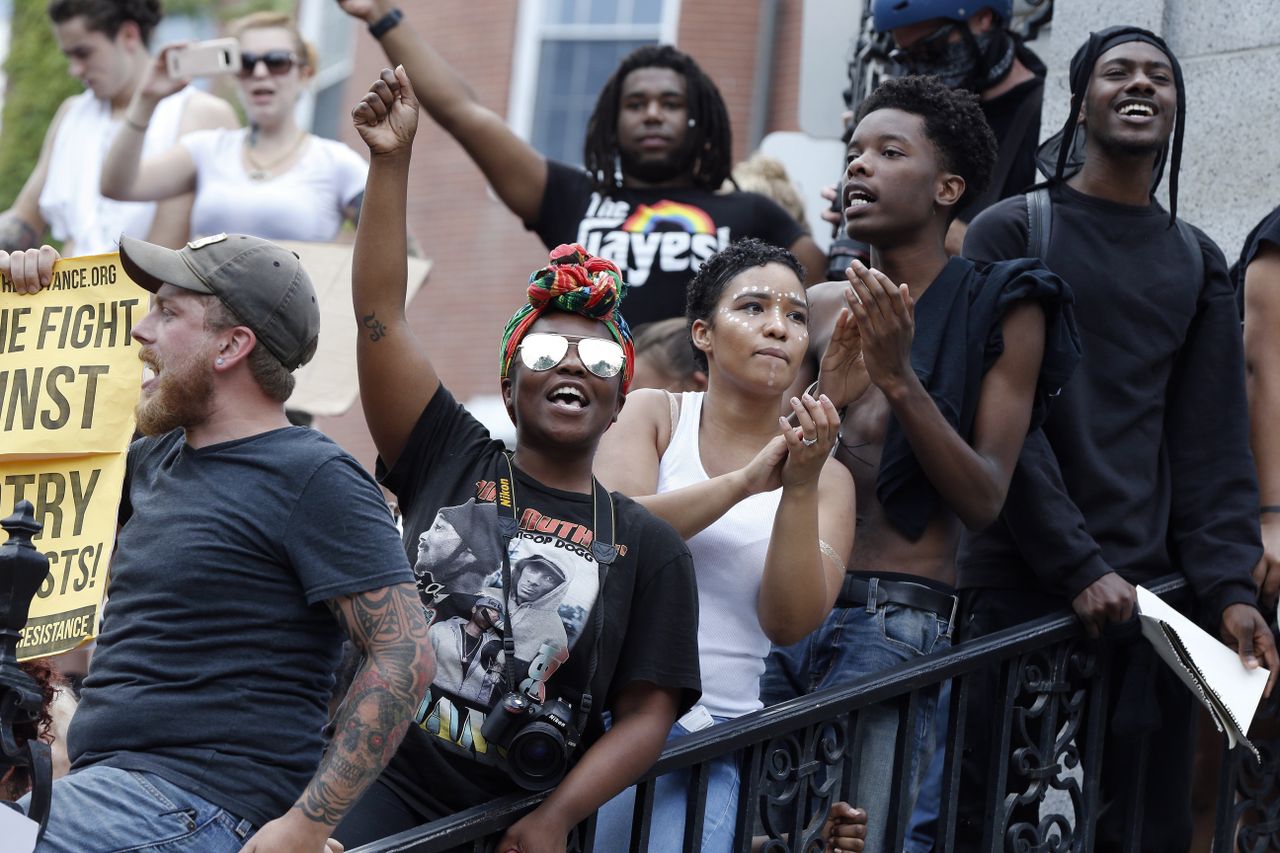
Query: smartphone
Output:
[[166, 38, 241, 78]]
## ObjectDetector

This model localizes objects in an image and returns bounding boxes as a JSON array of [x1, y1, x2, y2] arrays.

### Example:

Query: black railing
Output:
[[353, 575, 1279, 852]]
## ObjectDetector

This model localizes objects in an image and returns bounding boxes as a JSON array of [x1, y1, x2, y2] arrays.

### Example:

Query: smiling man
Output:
[[955, 26, 1279, 851], [336, 0, 826, 326], [335, 67, 700, 851]]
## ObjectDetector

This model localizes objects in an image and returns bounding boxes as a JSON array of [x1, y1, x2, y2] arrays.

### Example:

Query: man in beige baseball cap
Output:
[[1, 235, 431, 853], [119, 232, 321, 439]]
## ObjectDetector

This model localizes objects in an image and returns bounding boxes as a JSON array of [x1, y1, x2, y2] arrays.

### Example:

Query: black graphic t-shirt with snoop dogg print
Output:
[[377, 385, 701, 814], [532, 161, 806, 327]]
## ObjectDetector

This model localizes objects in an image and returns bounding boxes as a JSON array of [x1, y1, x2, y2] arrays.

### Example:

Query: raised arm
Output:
[[351, 66, 440, 468], [339, 0, 547, 224], [1245, 243, 1280, 607], [141, 86, 239, 248], [243, 581, 432, 852], [100, 47, 204, 203], [595, 389, 790, 539]]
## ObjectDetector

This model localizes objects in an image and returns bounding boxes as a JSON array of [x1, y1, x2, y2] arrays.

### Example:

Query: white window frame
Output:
[[506, 0, 682, 148]]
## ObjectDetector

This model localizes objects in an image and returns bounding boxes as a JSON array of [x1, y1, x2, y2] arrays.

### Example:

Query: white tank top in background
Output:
[[39, 88, 192, 255], [657, 391, 783, 719]]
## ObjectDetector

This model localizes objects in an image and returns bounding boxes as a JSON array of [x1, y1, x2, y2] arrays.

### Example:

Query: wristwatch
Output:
[[368, 7, 404, 39]]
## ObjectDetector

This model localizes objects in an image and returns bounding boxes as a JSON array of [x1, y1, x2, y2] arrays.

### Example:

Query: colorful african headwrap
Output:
[[499, 244, 635, 392]]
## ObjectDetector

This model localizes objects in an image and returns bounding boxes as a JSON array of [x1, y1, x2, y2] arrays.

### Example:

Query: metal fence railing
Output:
[[352, 574, 1280, 853]]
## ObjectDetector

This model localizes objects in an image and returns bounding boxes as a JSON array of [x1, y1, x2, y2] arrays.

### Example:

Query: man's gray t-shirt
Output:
[[69, 427, 414, 827]]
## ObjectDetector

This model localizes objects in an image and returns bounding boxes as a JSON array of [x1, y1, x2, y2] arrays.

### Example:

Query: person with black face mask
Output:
[[870, 0, 1045, 255], [336, 1, 829, 328]]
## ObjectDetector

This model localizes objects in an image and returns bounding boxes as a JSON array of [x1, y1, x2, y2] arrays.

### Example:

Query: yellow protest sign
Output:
[[0, 253, 145, 660]]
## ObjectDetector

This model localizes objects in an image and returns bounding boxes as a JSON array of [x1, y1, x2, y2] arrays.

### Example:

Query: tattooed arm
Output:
[[351, 66, 439, 470], [242, 582, 433, 853]]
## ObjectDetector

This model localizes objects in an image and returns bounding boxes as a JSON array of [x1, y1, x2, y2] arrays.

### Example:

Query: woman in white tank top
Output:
[[101, 13, 366, 243], [593, 238, 858, 853]]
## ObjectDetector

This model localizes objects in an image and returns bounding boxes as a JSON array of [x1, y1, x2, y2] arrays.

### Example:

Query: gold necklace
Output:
[[243, 131, 308, 181]]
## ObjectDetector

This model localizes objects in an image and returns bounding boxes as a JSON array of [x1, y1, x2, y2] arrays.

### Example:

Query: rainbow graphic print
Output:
[[619, 201, 716, 235]]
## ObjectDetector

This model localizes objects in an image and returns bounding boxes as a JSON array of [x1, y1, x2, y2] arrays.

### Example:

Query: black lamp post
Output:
[[0, 500, 52, 837]]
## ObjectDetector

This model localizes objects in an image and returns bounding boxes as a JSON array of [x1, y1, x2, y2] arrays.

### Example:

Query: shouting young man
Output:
[[761, 75, 1078, 853]]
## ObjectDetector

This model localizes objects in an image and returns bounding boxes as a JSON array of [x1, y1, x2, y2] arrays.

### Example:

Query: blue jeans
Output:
[[760, 587, 951, 853], [20, 764, 255, 853], [594, 716, 740, 853], [904, 680, 950, 853]]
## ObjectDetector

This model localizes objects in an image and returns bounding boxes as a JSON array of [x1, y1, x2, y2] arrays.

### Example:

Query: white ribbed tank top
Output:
[[657, 392, 783, 718]]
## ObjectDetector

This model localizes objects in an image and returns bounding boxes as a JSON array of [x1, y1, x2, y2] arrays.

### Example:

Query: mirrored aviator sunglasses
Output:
[[517, 333, 625, 379], [239, 50, 298, 77]]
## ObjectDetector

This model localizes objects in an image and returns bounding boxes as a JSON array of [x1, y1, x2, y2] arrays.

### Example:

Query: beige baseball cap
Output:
[[119, 233, 320, 370]]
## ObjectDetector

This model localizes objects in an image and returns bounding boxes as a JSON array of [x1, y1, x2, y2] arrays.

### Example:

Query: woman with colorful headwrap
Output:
[[592, 238, 856, 853], [337, 67, 703, 852]]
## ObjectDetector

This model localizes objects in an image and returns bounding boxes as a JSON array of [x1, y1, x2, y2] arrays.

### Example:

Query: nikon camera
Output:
[[481, 691, 580, 791]]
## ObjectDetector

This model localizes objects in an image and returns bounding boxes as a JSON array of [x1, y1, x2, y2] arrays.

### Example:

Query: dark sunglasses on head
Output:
[[239, 50, 298, 77], [517, 333, 625, 379], [888, 22, 959, 68]]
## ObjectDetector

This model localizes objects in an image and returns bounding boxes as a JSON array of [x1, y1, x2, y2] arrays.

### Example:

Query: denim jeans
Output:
[[904, 680, 950, 853], [760, 585, 952, 853], [19, 764, 255, 853], [593, 715, 740, 853]]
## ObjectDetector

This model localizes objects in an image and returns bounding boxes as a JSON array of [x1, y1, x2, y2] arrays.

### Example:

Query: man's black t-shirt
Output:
[[958, 184, 1260, 618], [1230, 204, 1280, 313], [378, 385, 701, 814], [532, 161, 806, 326]]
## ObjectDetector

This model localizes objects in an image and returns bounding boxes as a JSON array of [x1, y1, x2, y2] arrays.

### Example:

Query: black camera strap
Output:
[[493, 452, 615, 735]]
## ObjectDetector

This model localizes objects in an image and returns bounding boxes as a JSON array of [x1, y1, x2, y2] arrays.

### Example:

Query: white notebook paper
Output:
[[1135, 585, 1270, 760]]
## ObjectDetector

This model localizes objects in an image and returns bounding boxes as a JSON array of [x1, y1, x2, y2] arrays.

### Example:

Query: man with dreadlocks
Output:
[[337, 1, 827, 327], [334, 66, 701, 850], [954, 26, 1278, 850]]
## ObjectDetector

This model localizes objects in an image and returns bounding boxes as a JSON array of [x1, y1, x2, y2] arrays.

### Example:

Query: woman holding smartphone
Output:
[[101, 12, 367, 242]]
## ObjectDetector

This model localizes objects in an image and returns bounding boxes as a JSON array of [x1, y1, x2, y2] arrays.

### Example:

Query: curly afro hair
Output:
[[48, 0, 163, 45], [685, 238, 805, 372], [855, 75, 998, 219]]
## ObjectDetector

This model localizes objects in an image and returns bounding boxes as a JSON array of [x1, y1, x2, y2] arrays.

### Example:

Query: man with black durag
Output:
[[955, 26, 1278, 851]]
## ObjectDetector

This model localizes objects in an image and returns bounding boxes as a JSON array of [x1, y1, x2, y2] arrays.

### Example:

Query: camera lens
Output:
[[508, 724, 568, 789]]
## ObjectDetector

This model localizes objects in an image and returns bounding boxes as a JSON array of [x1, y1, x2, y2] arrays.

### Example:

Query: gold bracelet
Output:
[[124, 115, 149, 133]]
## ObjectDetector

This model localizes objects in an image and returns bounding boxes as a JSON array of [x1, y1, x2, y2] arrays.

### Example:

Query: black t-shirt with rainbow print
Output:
[[533, 160, 806, 327]]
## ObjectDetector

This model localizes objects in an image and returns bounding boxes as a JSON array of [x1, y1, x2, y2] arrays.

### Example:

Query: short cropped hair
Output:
[[48, 0, 162, 45], [685, 238, 804, 371], [856, 75, 998, 215], [202, 297, 302, 403]]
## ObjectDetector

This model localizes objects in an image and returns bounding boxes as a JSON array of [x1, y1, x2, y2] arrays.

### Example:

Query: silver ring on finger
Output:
[[801, 436, 818, 447]]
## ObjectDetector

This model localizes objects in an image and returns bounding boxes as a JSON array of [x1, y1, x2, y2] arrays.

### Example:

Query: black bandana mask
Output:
[[893, 25, 1015, 92]]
